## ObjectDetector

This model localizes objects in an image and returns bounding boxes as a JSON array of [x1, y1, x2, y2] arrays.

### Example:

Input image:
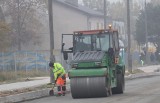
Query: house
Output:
[[48, 0, 105, 50], [38, 0, 126, 62], [37, 0, 105, 61]]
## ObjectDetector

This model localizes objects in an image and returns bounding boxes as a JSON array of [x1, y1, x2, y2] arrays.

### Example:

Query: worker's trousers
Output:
[[56, 74, 66, 95]]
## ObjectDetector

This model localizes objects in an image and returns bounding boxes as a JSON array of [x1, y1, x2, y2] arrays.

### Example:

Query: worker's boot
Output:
[[57, 86, 62, 96], [62, 86, 66, 96]]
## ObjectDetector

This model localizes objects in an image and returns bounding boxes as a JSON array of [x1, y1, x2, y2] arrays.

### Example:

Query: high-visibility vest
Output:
[[52, 63, 65, 80]]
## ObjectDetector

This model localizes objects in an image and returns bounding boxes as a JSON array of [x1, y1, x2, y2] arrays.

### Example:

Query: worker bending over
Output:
[[49, 62, 66, 96]]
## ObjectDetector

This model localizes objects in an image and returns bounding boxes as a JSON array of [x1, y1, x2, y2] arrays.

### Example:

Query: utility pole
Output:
[[104, 0, 107, 29], [17, 0, 21, 51], [48, 0, 55, 83], [145, 0, 149, 64], [127, 0, 132, 73]]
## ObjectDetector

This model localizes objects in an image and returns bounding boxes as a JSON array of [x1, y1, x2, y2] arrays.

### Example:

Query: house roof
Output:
[[55, 0, 104, 17]]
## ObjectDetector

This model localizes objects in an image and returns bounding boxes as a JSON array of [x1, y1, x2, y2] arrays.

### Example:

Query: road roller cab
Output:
[[61, 27, 125, 98]]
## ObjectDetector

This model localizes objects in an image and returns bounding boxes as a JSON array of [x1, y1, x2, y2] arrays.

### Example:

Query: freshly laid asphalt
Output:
[[0, 65, 160, 103]]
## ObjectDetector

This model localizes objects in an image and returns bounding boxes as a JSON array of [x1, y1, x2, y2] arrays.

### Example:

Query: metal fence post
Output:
[[25, 52, 28, 74], [46, 61, 48, 73], [14, 52, 17, 77], [35, 52, 38, 73], [2, 52, 5, 72]]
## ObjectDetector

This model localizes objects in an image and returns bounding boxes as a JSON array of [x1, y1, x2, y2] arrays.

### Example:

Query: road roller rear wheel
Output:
[[112, 73, 124, 94]]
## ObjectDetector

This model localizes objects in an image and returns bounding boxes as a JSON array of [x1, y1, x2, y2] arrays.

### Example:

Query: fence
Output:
[[0, 50, 144, 72], [0, 51, 50, 79]]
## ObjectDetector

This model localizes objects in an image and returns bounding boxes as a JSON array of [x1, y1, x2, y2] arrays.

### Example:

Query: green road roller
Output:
[[61, 27, 125, 98]]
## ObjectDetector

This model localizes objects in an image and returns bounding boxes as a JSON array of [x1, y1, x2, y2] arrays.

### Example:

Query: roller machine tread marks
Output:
[[62, 27, 125, 98]]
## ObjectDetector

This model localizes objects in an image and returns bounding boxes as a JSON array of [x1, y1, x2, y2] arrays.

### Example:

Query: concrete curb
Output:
[[1, 72, 160, 103]]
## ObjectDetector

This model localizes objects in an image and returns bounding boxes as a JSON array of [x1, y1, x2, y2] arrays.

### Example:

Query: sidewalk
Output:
[[0, 77, 50, 92], [125, 65, 160, 80], [138, 65, 160, 73]]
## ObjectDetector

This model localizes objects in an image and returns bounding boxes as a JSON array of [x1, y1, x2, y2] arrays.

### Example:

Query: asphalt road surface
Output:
[[22, 76, 160, 103]]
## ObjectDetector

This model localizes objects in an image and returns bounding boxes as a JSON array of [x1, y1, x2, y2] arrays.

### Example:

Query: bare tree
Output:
[[1, 0, 47, 51], [0, 21, 11, 52], [83, 0, 110, 13], [109, 2, 126, 20], [151, 0, 160, 6]]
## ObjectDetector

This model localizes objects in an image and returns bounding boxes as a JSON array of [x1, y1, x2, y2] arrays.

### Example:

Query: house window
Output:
[[101, 23, 103, 29], [88, 22, 91, 30], [97, 22, 99, 29]]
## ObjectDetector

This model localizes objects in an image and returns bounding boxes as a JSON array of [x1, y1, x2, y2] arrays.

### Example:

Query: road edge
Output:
[[0, 72, 160, 103]]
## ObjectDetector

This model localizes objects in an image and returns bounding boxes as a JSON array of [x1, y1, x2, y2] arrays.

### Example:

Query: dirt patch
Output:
[[0, 85, 50, 97], [0, 77, 49, 85], [132, 69, 145, 74], [0, 71, 49, 84]]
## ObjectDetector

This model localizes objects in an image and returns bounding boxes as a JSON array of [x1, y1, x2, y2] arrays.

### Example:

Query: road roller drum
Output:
[[70, 77, 109, 98]]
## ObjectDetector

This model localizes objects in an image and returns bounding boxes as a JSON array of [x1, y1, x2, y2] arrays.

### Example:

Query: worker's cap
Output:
[[49, 62, 54, 67]]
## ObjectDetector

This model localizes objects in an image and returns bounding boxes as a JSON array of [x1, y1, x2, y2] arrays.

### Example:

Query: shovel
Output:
[[49, 83, 56, 96]]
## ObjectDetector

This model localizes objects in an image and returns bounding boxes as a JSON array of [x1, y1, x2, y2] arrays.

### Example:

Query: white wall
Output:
[[113, 21, 125, 35], [88, 17, 104, 30], [53, 2, 88, 50]]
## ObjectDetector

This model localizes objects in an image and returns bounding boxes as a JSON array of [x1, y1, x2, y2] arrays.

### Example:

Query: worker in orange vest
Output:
[[49, 62, 66, 96]]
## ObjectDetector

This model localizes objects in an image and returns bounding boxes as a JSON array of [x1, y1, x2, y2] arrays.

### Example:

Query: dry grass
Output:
[[132, 69, 144, 74], [0, 70, 49, 83]]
